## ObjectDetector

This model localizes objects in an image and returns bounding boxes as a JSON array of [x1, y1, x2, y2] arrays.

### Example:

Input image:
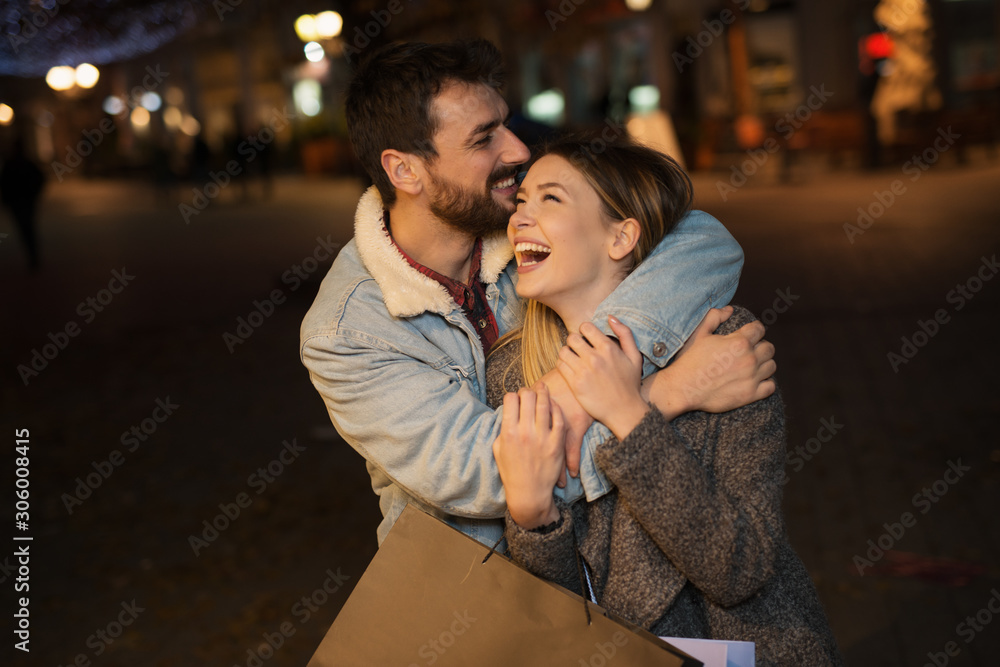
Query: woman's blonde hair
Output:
[[491, 136, 693, 386]]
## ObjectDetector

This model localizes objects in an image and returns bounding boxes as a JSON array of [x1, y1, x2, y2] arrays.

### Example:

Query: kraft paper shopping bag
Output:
[[308, 504, 701, 666]]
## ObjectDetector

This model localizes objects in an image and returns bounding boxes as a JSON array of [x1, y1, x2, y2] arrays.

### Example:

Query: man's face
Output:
[[422, 82, 530, 237]]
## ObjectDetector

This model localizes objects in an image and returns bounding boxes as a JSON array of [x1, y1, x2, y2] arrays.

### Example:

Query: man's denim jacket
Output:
[[300, 187, 743, 546]]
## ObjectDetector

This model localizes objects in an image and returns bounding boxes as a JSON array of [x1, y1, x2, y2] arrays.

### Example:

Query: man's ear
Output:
[[380, 149, 424, 196], [609, 218, 640, 261]]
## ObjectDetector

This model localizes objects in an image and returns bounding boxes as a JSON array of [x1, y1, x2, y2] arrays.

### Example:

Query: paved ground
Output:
[[1, 151, 998, 666]]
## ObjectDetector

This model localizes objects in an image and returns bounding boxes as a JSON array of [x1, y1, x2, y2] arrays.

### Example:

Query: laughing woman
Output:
[[487, 138, 842, 666]]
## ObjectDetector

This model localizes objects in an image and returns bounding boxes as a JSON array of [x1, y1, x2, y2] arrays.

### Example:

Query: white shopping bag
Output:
[[660, 636, 754, 667]]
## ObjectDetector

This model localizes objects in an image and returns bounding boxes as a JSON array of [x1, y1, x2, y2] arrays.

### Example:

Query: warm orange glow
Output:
[[46, 66, 76, 91], [75, 63, 100, 89], [294, 14, 319, 42]]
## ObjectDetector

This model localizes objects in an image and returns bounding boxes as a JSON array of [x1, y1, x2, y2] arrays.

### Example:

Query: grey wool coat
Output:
[[486, 307, 843, 667]]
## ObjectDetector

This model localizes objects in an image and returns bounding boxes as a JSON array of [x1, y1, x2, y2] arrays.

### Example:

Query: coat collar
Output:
[[353, 186, 514, 318]]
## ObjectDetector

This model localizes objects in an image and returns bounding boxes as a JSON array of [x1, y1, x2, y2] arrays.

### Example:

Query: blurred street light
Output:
[[316, 11, 343, 38], [295, 14, 320, 42], [629, 85, 660, 113], [180, 115, 201, 136], [164, 106, 183, 129], [75, 63, 100, 89], [102, 96, 125, 115], [526, 89, 565, 125], [294, 79, 323, 117], [47, 64, 102, 93], [131, 106, 150, 128], [46, 66, 76, 91], [304, 41, 325, 62], [141, 91, 162, 111], [625, 0, 652, 10]]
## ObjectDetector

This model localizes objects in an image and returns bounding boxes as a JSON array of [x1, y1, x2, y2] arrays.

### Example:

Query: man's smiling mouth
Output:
[[492, 176, 516, 191]]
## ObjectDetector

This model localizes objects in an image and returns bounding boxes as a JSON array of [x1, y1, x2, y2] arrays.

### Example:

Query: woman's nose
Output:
[[510, 206, 533, 228]]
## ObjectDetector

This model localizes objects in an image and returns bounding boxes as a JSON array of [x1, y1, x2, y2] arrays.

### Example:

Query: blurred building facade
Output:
[[0, 0, 996, 177]]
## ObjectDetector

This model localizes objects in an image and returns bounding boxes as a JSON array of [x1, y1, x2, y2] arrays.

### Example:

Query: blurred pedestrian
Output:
[[0, 136, 46, 271]]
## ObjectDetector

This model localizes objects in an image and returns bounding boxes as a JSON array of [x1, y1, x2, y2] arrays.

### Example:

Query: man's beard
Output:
[[428, 168, 517, 238]]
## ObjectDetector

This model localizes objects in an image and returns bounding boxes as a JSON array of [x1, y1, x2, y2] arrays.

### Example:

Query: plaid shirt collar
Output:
[[384, 211, 499, 351]]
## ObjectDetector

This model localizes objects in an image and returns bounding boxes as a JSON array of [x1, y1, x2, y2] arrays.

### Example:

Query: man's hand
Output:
[[644, 306, 776, 419], [492, 386, 564, 529], [537, 368, 593, 482]]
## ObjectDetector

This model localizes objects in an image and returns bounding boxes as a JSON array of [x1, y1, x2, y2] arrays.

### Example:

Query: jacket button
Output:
[[652, 342, 667, 357]]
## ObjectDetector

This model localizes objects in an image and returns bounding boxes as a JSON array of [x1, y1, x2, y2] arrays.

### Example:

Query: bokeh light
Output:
[[180, 115, 201, 136], [165, 87, 185, 106], [0, 103, 13, 125], [102, 96, 125, 115], [141, 91, 162, 111], [46, 66, 76, 91], [628, 85, 660, 113], [304, 41, 325, 63], [294, 79, 323, 117], [131, 106, 150, 128], [316, 11, 343, 38], [164, 106, 183, 129], [294, 15, 319, 42], [75, 63, 100, 89], [526, 89, 565, 125]]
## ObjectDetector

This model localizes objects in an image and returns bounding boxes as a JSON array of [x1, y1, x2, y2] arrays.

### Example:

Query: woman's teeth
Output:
[[515, 242, 551, 266]]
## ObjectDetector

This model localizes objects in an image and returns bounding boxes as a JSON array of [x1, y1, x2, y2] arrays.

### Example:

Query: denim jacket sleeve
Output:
[[563, 209, 744, 502], [301, 327, 509, 518], [301, 248, 511, 523]]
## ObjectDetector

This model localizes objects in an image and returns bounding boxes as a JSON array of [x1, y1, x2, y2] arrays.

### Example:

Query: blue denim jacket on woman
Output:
[[300, 187, 743, 546]]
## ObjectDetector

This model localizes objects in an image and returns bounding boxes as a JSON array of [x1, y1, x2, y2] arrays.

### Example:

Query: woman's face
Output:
[[508, 154, 624, 314]]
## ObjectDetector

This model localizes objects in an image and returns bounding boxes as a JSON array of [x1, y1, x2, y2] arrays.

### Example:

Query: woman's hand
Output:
[[557, 316, 650, 441], [493, 385, 564, 529]]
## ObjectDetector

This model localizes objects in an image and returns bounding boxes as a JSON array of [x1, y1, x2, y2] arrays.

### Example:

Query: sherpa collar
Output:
[[353, 186, 514, 318]]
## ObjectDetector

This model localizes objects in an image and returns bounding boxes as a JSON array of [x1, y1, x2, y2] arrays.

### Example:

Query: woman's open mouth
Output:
[[515, 242, 551, 268]]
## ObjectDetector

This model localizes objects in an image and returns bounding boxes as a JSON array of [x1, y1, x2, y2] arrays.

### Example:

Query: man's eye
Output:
[[476, 134, 493, 146]]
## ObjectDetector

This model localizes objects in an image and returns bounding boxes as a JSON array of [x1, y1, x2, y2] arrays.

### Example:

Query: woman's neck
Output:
[[550, 279, 622, 336]]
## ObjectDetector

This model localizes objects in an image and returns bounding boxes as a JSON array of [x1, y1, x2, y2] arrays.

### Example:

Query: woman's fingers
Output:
[[517, 387, 536, 419], [501, 391, 520, 429], [534, 383, 551, 430], [557, 346, 579, 376], [564, 331, 592, 357], [608, 315, 642, 368], [550, 399, 564, 433]]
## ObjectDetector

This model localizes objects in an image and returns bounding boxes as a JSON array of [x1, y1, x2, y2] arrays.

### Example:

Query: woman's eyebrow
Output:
[[516, 182, 568, 195]]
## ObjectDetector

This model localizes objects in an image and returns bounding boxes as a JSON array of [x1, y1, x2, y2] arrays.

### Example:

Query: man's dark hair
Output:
[[346, 39, 505, 207]]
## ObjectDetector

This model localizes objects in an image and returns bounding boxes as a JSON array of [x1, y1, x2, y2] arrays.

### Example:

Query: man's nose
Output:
[[501, 127, 530, 165]]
